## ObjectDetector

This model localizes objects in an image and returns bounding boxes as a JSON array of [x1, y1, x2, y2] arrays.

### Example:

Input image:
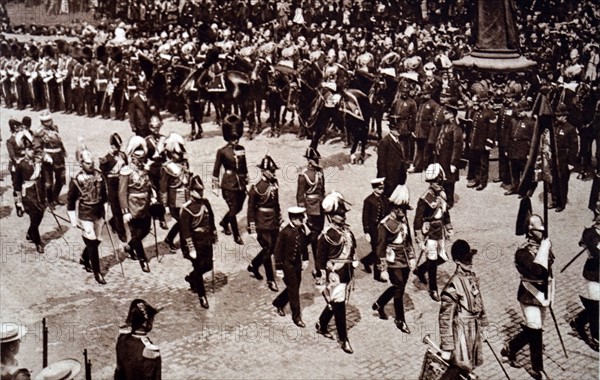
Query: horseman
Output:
[[321, 49, 346, 109], [308, 38, 326, 69], [356, 39, 375, 74]]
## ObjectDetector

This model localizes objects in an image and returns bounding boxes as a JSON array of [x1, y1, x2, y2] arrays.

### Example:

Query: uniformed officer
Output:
[[160, 133, 190, 252], [466, 95, 497, 191], [389, 81, 417, 171], [6, 118, 25, 191], [213, 114, 248, 245], [247, 155, 281, 292], [119, 136, 153, 273], [145, 116, 168, 230], [505, 100, 534, 196], [180, 175, 217, 309], [13, 129, 46, 253], [67, 142, 109, 285], [570, 214, 600, 351], [115, 299, 161, 380], [361, 177, 389, 280], [501, 215, 553, 380], [296, 147, 325, 261], [272, 206, 310, 327], [372, 185, 415, 333], [314, 191, 357, 354], [439, 240, 489, 379], [34, 111, 66, 208], [413, 163, 453, 302], [99, 133, 128, 242], [0, 323, 30, 380], [552, 103, 579, 212], [413, 83, 443, 173], [434, 99, 464, 208]]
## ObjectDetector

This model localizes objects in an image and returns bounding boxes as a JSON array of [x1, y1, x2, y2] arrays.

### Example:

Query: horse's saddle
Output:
[[206, 73, 227, 92]]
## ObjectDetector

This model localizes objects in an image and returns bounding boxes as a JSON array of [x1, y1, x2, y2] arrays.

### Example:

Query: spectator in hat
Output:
[[115, 299, 161, 380], [35, 358, 81, 380], [1, 323, 30, 380]]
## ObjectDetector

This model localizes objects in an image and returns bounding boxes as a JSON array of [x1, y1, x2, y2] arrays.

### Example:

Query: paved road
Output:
[[1, 108, 597, 379]]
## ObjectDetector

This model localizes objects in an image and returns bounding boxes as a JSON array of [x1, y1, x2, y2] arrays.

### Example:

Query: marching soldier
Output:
[[372, 185, 415, 333], [297, 147, 325, 261], [119, 136, 153, 273], [67, 142, 109, 285], [439, 240, 489, 379], [212, 114, 248, 245], [413, 83, 443, 173], [413, 163, 453, 302], [145, 116, 168, 230], [551, 103, 579, 212], [389, 82, 417, 172], [160, 133, 191, 251], [501, 215, 553, 380], [247, 155, 281, 292], [6, 118, 25, 190], [434, 98, 464, 208], [13, 129, 46, 253], [466, 95, 497, 191], [361, 177, 389, 280], [314, 192, 357, 354], [34, 111, 67, 208], [504, 100, 535, 196], [115, 299, 161, 380], [99, 133, 128, 243], [570, 213, 599, 351], [180, 175, 217, 309], [272, 207, 310, 327]]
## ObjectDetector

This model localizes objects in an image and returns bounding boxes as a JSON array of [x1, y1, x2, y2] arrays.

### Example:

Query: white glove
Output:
[[568, 164, 574, 171], [450, 165, 456, 173], [123, 213, 133, 223], [43, 154, 53, 164], [352, 260, 359, 268], [409, 258, 416, 270], [364, 233, 371, 243], [380, 271, 390, 281], [189, 249, 197, 259], [68, 210, 78, 228], [441, 351, 452, 361], [301, 261, 309, 271], [276, 269, 284, 278]]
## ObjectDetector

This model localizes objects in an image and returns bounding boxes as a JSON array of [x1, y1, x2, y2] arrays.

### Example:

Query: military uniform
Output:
[[34, 118, 66, 206], [377, 133, 408, 196], [389, 91, 417, 165], [506, 114, 535, 194], [552, 115, 579, 211], [466, 105, 497, 190], [114, 327, 161, 380], [495, 103, 515, 187], [434, 117, 464, 208], [361, 182, 389, 278], [99, 145, 128, 242], [296, 161, 325, 260], [159, 157, 191, 249], [71, 60, 84, 115], [82, 61, 96, 117], [95, 63, 111, 118], [414, 97, 443, 172]]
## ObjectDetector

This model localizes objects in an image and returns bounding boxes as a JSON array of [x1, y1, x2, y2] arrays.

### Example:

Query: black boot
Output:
[[94, 272, 107, 285], [316, 305, 334, 339], [199, 296, 209, 309], [427, 259, 438, 293], [413, 261, 428, 284], [529, 327, 544, 375], [581, 296, 599, 350]]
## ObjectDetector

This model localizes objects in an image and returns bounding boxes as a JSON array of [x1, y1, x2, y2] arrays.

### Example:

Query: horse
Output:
[[262, 60, 301, 137], [294, 61, 372, 164]]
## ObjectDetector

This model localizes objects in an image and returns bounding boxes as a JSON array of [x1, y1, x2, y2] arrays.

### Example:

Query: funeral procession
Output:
[[0, 0, 599, 378]]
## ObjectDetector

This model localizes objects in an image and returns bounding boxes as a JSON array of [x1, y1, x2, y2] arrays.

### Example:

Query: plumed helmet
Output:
[[451, 239, 476, 264], [125, 299, 160, 331], [389, 185, 410, 206], [149, 115, 162, 129], [424, 163, 445, 182], [8, 118, 22, 133], [322, 191, 351, 215], [257, 155, 278, 171], [15, 130, 34, 149], [164, 133, 186, 154], [110, 133, 122, 149], [327, 48, 337, 59], [125, 135, 148, 157], [222, 114, 244, 142], [40, 110, 53, 122], [75, 137, 93, 163], [189, 175, 204, 198]]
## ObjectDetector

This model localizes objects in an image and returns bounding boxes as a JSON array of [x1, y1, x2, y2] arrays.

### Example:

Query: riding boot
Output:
[[230, 217, 243, 244], [332, 302, 348, 342], [529, 327, 544, 374], [427, 259, 438, 292], [507, 324, 531, 358], [318, 305, 334, 334], [581, 296, 599, 343]]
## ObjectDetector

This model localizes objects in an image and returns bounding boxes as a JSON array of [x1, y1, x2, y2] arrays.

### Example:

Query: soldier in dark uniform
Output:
[[413, 83, 443, 173], [297, 147, 325, 262], [501, 215, 553, 380], [552, 103, 579, 212], [414, 163, 453, 302], [389, 81, 417, 172], [145, 116, 168, 230], [34, 111, 66, 208], [95, 50, 111, 119], [128, 83, 151, 137], [494, 93, 515, 188], [570, 213, 599, 351], [466, 95, 497, 191], [439, 240, 489, 379], [272, 206, 309, 327], [377, 124, 408, 197], [110, 47, 127, 120], [119, 136, 153, 273], [99, 133, 128, 242], [212, 114, 248, 245], [6, 118, 25, 192], [160, 133, 190, 251], [180, 175, 217, 309], [13, 130, 46, 253], [314, 192, 357, 354], [360, 177, 389, 280], [71, 52, 84, 115], [372, 185, 415, 333], [247, 155, 281, 292], [67, 143, 109, 285], [504, 100, 535, 196], [434, 99, 464, 208], [115, 299, 161, 380], [81, 46, 96, 117]]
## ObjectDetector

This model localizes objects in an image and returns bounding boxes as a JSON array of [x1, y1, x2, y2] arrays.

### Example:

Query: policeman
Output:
[[552, 103, 579, 212], [115, 299, 161, 380], [296, 147, 325, 261], [505, 100, 534, 196], [314, 192, 357, 354], [466, 95, 497, 191], [160, 133, 190, 252], [272, 206, 310, 327], [212, 114, 248, 245], [34, 111, 66, 208], [439, 240, 489, 378], [389, 81, 417, 171], [372, 185, 415, 333], [414, 163, 453, 302], [361, 177, 389, 280], [501, 215, 553, 380], [413, 83, 443, 173], [119, 136, 153, 273], [13, 129, 46, 253], [99, 133, 128, 242], [434, 98, 464, 208], [247, 155, 281, 292], [180, 175, 217, 309], [67, 142, 109, 285]]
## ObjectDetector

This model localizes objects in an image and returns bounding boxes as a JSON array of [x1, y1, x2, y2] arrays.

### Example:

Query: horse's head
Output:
[[298, 60, 323, 90]]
